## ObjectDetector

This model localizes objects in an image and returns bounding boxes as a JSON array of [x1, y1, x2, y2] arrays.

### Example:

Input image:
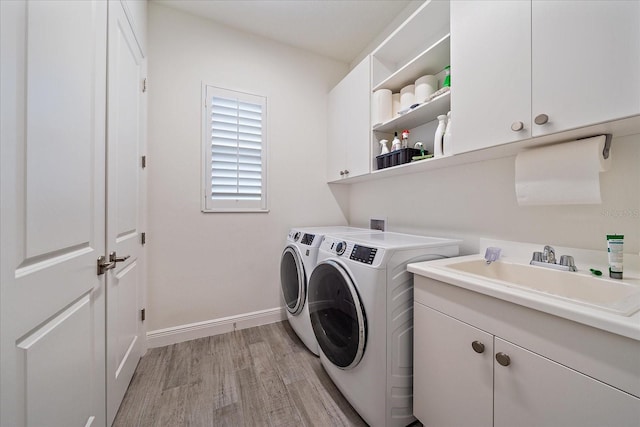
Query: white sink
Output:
[[445, 260, 640, 316]]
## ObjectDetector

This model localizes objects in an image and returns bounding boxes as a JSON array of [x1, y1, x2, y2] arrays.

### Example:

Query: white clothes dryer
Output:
[[308, 232, 460, 426], [280, 226, 379, 355]]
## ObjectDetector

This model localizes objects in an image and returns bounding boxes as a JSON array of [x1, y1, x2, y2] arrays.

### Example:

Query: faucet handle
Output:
[[559, 255, 577, 271], [531, 251, 544, 263]]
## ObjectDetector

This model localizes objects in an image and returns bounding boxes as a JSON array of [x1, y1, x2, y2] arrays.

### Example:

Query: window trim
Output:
[[201, 83, 269, 213]]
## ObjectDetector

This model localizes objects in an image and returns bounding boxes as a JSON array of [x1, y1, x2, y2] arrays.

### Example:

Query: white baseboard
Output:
[[146, 307, 287, 348]]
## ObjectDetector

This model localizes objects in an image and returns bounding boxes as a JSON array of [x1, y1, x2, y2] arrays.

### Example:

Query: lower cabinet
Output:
[[414, 303, 640, 427]]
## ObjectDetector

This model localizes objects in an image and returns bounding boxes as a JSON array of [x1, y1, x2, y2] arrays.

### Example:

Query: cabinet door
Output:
[[413, 303, 493, 427], [450, 0, 531, 154], [532, 0, 640, 136], [494, 338, 640, 427], [327, 56, 371, 181]]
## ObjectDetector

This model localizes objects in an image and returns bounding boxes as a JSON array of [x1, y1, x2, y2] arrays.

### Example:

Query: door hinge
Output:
[[141, 308, 146, 322], [142, 78, 147, 93], [141, 232, 146, 245], [141, 155, 146, 168]]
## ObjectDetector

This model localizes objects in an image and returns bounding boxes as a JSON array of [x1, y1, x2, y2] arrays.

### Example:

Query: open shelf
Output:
[[373, 91, 450, 133], [371, 0, 450, 88], [373, 34, 450, 92]]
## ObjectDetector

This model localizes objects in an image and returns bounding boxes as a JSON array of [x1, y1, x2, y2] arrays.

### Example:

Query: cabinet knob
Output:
[[495, 352, 511, 366], [339, 170, 345, 176], [511, 121, 524, 132], [471, 341, 485, 354], [534, 114, 549, 125], [344, 170, 349, 175]]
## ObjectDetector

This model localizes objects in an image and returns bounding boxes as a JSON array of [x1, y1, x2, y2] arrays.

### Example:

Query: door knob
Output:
[[109, 252, 131, 263], [495, 352, 511, 366], [534, 114, 549, 125], [511, 121, 524, 131], [471, 340, 485, 353]]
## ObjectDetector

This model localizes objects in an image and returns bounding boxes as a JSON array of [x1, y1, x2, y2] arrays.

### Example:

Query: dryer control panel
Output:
[[350, 245, 377, 264], [321, 236, 383, 266]]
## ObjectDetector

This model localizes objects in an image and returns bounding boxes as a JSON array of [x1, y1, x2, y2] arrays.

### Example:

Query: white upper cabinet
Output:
[[531, 0, 640, 136], [451, 0, 640, 154], [450, 0, 531, 153], [327, 56, 371, 182]]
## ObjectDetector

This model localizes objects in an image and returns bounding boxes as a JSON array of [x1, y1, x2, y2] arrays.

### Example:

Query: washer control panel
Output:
[[300, 233, 315, 246], [350, 245, 377, 264]]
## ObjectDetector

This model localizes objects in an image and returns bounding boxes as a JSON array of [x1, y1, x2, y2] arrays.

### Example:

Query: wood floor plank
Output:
[[286, 379, 335, 426], [249, 341, 302, 426], [235, 366, 270, 427], [113, 321, 379, 427], [163, 340, 192, 390], [229, 329, 253, 371]]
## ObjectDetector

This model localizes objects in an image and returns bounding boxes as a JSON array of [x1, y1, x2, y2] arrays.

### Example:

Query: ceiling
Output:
[[152, 0, 414, 63]]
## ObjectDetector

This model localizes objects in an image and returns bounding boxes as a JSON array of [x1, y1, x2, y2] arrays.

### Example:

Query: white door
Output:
[[0, 1, 108, 426], [105, 1, 146, 425]]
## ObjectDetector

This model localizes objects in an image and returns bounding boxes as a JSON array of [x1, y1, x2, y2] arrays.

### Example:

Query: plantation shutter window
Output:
[[203, 86, 268, 212]]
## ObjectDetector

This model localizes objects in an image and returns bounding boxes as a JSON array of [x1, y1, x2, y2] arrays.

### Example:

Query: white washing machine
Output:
[[308, 232, 460, 426], [280, 226, 379, 355]]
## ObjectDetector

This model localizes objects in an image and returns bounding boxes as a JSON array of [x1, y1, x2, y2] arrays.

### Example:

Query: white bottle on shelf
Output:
[[433, 115, 446, 157], [443, 111, 452, 155]]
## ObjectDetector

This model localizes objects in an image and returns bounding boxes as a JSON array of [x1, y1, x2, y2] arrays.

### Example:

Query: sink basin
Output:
[[445, 260, 640, 316]]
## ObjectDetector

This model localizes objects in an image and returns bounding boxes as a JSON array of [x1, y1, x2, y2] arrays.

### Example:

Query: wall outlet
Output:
[[370, 217, 386, 231]]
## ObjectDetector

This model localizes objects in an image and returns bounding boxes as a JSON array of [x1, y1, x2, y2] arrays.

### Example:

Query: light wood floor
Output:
[[112, 321, 371, 426]]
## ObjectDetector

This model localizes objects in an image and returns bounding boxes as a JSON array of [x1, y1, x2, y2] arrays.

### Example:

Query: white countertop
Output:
[[408, 239, 640, 342]]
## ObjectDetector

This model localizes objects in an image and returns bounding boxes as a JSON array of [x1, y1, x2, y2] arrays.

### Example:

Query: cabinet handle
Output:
[[511, 121, 524, 132], [495, 352, 511, 366], [471, 341, 485, 354], [534, 114, 549, 125]]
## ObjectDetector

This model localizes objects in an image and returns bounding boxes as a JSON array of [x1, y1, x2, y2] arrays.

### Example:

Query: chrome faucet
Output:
[[531, 245, 577, 272], [543, 245, 556, 264]]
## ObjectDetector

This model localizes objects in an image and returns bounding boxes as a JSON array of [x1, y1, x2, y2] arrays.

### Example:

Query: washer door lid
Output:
[[280, 246, 306, 315], [308, 260, 366, 369]]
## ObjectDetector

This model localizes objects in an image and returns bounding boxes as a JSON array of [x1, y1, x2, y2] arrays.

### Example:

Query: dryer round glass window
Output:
[[308, 260, 366, 369], [280, 246, 305, 315]]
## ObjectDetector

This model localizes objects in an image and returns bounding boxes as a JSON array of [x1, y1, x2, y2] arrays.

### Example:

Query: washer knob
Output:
[[293, 232, 301, 241], [335, 241, 347, 255]]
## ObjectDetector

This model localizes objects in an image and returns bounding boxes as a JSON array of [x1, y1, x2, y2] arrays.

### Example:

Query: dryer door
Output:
[[308, 260, 366, 369], [280, 246, 306, 315]]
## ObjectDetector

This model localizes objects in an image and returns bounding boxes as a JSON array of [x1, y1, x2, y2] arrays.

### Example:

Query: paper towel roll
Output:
[[515, 135, 611, 206], [372, 89, 392, 126], [415, 75, 438, 103], [400, 84, 415, 110], [392, 93, 401, 116]]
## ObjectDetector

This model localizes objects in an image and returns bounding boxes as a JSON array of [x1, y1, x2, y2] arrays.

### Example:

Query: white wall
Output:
[[146, 3, 350, 332], [348, 133, 640, 256]]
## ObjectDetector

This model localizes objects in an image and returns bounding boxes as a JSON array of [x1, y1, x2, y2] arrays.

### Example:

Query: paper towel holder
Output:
[[578, 133, 612, 159]]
